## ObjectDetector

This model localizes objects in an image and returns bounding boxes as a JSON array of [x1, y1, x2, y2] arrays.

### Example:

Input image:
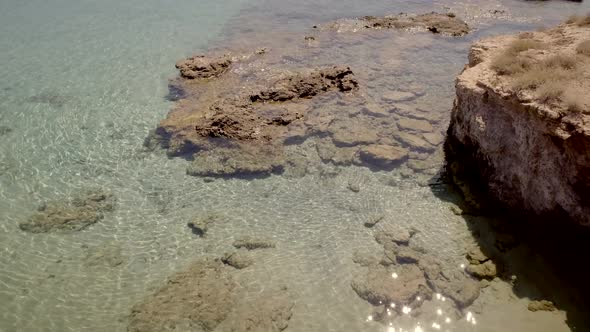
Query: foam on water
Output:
[[1, 0, 589, 331]]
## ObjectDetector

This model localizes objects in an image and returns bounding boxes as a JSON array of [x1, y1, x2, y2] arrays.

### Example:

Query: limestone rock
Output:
[[466, 260, 498, 280], [420, 259, 480, 308], [19, 190, 115, 233], [394, 132, 434, 152], [187, 214, 222, 237], [221, 251, 254, 269], [374, 224, 413, 246], [175, 54, 232, 79], [83, 243, 124, 268], [233, 236, 276, 250], [383, 91, 417, 103], [528, 300, 557, 312], [357, 144, 409, 168], [351, 263, 431, 307], [128, 259, 236, 332], [446, 22, 590, 225], [319, 12, 470, 36], [225, 288, 293, 332], [352, 250, 382, 267], [397, 118, 434, 132]]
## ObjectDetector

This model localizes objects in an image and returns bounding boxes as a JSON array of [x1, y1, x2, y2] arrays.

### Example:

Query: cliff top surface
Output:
[[461, 15, 590, 138]]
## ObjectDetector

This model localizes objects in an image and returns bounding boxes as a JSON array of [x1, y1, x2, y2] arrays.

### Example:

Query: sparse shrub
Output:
[[511, 54, 578, 92], [542, 54, 578, 70], [491, 54, 532, 75], [576, 40, 590, 56], [505, 38, 546, 54], [535, 81, 565, 103], [491, 38, 546, 75]]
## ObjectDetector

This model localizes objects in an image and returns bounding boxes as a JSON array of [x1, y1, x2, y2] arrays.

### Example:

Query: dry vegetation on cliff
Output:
[[490, 16, 590, 113]]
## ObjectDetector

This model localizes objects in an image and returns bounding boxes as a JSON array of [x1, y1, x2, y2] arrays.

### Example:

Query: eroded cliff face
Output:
[[446, 20, 590, 225]]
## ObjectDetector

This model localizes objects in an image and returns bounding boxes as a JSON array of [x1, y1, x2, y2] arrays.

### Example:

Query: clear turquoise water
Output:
[[1, 0, 588, 331]]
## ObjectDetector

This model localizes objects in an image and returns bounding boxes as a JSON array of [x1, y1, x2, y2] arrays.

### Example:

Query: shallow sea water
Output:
[[1, 0, 589, 331]]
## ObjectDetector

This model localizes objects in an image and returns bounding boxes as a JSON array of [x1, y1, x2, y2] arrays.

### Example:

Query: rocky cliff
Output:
[[446, 17, 590, 225]]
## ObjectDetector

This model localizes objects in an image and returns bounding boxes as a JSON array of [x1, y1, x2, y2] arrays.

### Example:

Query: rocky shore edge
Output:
[[445, 16, 590, 225]]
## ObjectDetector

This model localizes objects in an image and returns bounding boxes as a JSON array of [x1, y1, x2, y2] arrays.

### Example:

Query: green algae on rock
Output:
[[19, 190, 115, 233]]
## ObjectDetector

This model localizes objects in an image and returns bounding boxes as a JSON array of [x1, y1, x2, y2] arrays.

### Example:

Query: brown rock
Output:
[[225, 288, 293, 332], [394, 132, 434, 152], [19, 190, 115, 233], [358, 144, 409, 167], [221, 251, 254, 269], [128, 259, 236, 332], [383, 91, 417, 103], [466, 260, 498, 280], [351, 263, 431, 307], [319, 12, 470, 36], [176, 54, 232, 79], [528, 300, 557, 312], [446, 23, 590, 225], [233, 236, 276, 250], [397, 118, 434, 132]]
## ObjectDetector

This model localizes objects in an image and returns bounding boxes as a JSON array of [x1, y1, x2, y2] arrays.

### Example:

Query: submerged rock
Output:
[[224, 287, 293, 332], [187, 213, 222, 237], [446, 20, 590, 225], [357, 144, 409, 168], [128, 259, 236, 332], [221, 251, 254, 269], [318, 12, 470, 36], [175, 54, 232, 79], [19, 190, 115, 233], [83, 243, 125, 268], [156, 65, 358, 177], [233, 236, 276, 250], [352, 263, 431, 308], [466, 260, 498, 280], [528, 300, 557, 312]]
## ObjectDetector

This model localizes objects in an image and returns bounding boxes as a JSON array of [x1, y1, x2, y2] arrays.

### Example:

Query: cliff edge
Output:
[[446, 16, 590, 225]]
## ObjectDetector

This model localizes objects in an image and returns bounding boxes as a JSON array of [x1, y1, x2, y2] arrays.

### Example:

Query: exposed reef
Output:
[[149, 12, 468, 177], [445, 19, 590, 225], [19, 190, 115, 233], [316, 12, 470, 36]]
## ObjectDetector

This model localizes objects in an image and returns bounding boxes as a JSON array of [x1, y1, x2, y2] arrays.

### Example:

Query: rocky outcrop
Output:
[[317, 12, 470, 36], [19, 190, 115, 233], [151, 12, 463, 178], [175, 54, 232, 79], [446, 21, 590, 225]]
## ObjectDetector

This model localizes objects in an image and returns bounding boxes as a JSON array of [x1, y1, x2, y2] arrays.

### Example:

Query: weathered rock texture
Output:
[[352, 223, 481, 314], [446, 21, 590, 225], [317, 12, 470, 36], [19, 190, 115, 233], [150, 12, 467, 177], [128, 259, 237, 332], [128, 259, 294, 332]]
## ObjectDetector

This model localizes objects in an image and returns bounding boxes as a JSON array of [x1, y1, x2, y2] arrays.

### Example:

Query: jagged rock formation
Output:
[[446, 19, 590, 225]]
